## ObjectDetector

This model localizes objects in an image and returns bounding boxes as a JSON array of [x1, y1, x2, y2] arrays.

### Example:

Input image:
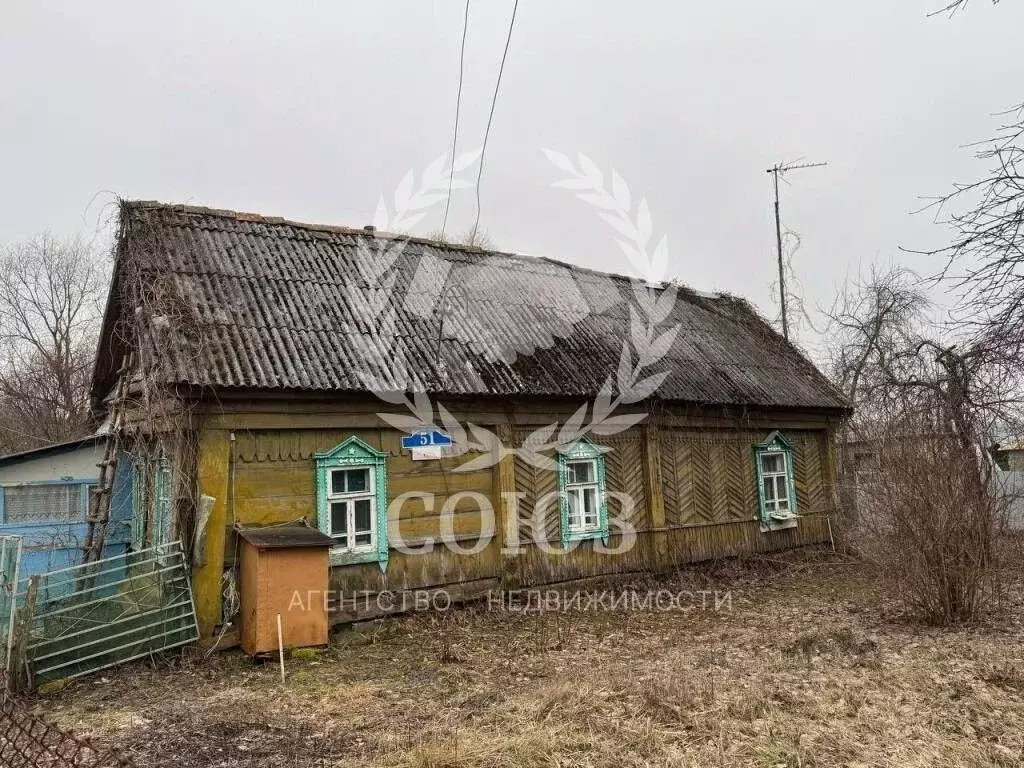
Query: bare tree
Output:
[[920, 105, 1024, 356], [829, 264, 1023, 441], [828, 266, 931, 430], [930, 0, 1000, 15], [0, 235, 107, 453], [826, 267, 1018, 622]]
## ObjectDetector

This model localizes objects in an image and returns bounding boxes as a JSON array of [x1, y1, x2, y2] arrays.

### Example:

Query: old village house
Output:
[[90, 202, 850, 638]]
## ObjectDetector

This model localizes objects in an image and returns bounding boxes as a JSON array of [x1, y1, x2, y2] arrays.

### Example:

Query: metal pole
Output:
[[765, 160, 826, 343], [772, 168, 788, 341]]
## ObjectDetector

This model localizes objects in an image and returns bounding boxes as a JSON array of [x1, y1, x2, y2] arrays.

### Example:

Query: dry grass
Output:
[[35, 548, 1024, 767]]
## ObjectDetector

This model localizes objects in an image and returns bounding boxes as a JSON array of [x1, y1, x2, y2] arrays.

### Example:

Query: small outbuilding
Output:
[[0, 436, 133, 579]]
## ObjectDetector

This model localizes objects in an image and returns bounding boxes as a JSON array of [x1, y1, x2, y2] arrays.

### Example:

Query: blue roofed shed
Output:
[[0, 436, 133, 581]]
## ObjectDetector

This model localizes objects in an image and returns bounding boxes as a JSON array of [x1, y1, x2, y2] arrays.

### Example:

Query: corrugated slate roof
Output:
[[93, 201, 848, 412]]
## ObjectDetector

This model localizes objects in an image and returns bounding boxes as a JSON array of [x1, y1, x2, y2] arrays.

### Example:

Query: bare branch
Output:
[[0, 234, 107, 452]]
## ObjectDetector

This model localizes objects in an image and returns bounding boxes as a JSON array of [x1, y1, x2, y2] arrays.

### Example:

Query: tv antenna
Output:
[[766, 160, 826, 341]]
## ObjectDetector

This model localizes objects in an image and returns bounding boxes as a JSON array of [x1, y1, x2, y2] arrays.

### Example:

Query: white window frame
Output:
[[325, 466, 377, 554], [758, 451, 792, 516], [563, 458, 601, 534], [556, 438, 610, 545]]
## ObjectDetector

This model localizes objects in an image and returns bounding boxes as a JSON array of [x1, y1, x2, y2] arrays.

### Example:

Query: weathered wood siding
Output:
[[510, 427, 654, 587], [660, 427, 831, 527], [192, 396, 841, 634]]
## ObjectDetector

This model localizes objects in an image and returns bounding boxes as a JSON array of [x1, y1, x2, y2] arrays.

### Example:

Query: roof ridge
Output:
[[122, 199, 726, 300]]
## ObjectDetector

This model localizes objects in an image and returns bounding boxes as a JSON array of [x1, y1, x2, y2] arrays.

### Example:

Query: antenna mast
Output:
[[766, 160, 826, 341]]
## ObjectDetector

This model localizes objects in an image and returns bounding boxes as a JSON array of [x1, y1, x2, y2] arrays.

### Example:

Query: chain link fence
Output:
[[0, 692, 135, 767]]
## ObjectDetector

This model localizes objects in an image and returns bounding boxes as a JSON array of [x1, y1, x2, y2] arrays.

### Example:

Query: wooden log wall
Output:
[[192, 397, 840, 634]]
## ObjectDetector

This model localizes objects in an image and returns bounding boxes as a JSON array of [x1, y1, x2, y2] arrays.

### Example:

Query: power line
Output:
[[470, 0, 520, 242], [440, 0, 471, 241], [766, 160, 826, 342]]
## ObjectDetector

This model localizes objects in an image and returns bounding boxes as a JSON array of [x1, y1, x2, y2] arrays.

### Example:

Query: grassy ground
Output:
[[36, 549, 1024, 767]]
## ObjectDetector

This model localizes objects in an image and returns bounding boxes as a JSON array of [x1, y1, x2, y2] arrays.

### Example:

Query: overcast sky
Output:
[[2, 1, 1021, 357]]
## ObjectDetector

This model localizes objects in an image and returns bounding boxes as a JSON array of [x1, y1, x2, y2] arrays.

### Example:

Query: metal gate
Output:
[[8, 541, 198, 688]]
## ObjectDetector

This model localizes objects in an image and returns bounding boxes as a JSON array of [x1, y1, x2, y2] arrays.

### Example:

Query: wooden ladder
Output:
[[82, 354, 132, 564]]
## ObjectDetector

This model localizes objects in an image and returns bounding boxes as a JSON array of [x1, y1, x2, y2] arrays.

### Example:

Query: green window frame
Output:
[[754, 431, 797, 523], [315, 436, 388, 570], [556, 438, 609, 546], [130, 457, 148, 550], [153, 453, 173, 546]]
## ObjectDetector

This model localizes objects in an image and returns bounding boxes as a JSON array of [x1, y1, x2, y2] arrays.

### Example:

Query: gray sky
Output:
[[2, 1, 1021, 356]]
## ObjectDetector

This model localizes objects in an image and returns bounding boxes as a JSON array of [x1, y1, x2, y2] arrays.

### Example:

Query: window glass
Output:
[[566, 488, 582, 528], [330, 468, 371, 495], [760, 453, 784, 474], [346, 469, 369, 493], [756, 441, 795, 520], [354, 499, 372, 532], [582, 487, 597, 524], [330, 501, 348, 538], [316, 439, 388, 565], [563, 462, 601, 532], [567, 461, 594, 485], [775, 477, 790, 508], [3, 484, 82, 524], [558, 442, 608, 542], [325, 466, 375, 551]]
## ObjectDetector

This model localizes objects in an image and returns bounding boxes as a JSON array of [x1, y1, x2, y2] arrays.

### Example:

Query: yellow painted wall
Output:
[[189, 399, 841, 634], [193, 429, 230, 636]]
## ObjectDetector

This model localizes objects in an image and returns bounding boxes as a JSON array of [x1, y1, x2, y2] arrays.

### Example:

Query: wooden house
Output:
[[91, 201, 850, 637]]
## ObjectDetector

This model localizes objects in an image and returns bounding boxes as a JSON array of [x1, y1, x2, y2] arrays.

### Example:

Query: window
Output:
[[327, 467, 376, 552], [315, 437, 388, 569], [131, 458, 149, 550], [759, 452, 791, 515], [754, 431, 797, 527], [557, 439, 609, 545], [152, 454, 173, 546], [564, 459, 600, 532], [1, 483, 87, 525]]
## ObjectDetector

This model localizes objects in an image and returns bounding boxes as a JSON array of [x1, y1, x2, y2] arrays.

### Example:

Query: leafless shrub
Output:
[[826, 260, 1021, 624], [424, 227, 496, 249], [856, 428, 1006, 624]]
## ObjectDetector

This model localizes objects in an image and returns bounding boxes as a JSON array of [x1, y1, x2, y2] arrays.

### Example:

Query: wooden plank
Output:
[[642, 422, 667, 566], [8, 576, 38, 693], [193, 429, 231, 637], [392, 510, 490, 541], [495, 424, 519, 587], [191, 416, 841, 625], [199, 396, 842, 433], [387, 471, 492, 498]]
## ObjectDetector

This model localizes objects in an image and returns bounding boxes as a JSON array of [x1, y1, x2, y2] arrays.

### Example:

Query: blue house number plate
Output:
[[401, 430, 454, 450]]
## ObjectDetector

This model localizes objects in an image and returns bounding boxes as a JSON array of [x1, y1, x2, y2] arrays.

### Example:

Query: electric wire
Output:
[[440, 0, 472, 241], [470, 0, 520, 242]]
